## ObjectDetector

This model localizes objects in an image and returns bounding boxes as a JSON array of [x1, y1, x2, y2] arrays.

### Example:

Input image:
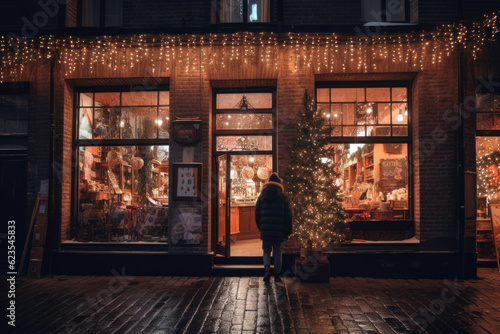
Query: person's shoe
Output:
[[274, 275, 282, 283], [263, 265, 271, 282]]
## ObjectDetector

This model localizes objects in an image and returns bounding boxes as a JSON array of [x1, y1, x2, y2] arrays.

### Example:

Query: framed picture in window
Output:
[[172, 163, 202, 201]]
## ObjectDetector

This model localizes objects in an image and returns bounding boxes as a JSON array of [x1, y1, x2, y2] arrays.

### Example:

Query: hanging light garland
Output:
[[0, 11, 499, 82]]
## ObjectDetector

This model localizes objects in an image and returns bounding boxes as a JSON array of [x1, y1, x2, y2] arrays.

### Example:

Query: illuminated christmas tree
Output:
[[284, 90, 348, 250]]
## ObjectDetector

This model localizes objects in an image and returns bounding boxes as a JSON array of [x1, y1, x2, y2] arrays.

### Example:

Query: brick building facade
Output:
[[2, 0, 500, 278]]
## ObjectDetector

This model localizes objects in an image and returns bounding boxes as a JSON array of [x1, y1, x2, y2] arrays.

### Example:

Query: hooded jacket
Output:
[[255, 181, 293, 241]]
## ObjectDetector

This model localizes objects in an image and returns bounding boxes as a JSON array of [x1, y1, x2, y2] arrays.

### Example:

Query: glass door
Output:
[[215, 154, 231, 257]]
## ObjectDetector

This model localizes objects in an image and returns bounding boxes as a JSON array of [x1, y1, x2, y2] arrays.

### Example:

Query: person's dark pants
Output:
[[262, 240, 285, 273]]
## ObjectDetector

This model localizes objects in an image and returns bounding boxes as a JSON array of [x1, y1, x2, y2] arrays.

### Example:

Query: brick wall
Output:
[[412, 58, 460, 250], [7, 35, 477, 255]]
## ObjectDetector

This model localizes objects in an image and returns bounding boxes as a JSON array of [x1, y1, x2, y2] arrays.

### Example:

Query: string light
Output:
[[0, 11, 499, 82]]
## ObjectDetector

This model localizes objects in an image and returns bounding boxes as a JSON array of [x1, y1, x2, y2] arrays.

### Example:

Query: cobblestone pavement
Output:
[[9, 268, 500, 334]]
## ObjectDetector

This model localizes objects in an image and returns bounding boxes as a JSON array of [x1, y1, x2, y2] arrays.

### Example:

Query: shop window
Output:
[[317, 87, 408, 137], [328, 143, 410, 221], [476, 89, 500, 131], [80, 0, 123, 27], [0, 94, 28, 135], [317, 85, 412, 227], [74, 89, 170, 244], [0, 91, 29, 150], [213, 0, 271, 24]]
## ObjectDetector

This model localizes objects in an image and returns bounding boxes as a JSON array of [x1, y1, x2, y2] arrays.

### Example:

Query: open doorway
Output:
[[212, 89, 276, 257]]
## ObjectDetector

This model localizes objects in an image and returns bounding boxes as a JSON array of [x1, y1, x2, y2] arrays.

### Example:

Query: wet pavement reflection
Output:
[[13, 268, 500, 333]]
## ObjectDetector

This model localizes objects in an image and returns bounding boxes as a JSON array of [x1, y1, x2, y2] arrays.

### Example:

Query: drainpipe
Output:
[[457, 48, 466, 280], [47, 57, 57, 276]]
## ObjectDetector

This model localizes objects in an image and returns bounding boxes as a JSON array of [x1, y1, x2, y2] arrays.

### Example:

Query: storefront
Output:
[[3, 18, 499, 277]]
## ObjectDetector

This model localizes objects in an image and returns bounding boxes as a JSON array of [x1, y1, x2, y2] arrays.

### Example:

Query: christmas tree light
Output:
[[284, 91, 349, 250]]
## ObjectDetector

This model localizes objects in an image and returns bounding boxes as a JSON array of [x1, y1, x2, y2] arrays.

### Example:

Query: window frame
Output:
[[72, 85, 171, 242], [212, 87, 278, 170], [212, 0, 274, 25], [316, 80, 414, 221]]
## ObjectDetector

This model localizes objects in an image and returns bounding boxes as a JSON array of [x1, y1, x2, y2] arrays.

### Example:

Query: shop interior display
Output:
[[229, 155, 272, 205], [475, 137, 500, 260], [335, 142, 409, 221], [75, 145, 169, 243]]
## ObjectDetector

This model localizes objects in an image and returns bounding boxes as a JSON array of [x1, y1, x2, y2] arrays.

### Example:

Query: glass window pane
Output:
[[333, 143, 409, 223], [372, 126, 391, 136], [317, 104, 330, 126], [94, 92, 120, 107], [94, 107, 121, 139], [387, 0, 405, 22], [0, 94, 29, 135], [392, 87, 407, 101], [158, 107, 170, 138], [216, 135, 272, 151], [79, 108, 93, 139], [392, 103, 408, 124], [316, 88, 330, 103], [216, 113, 273, 130], [356, 103, 372, 125], [216, 93, 272, 109], [477, 137, 500, 198], [79, 92, 93, 107], [366, 103, 378, 125], [218, 0, 243, 23], [392, 126, 408, 136], [122, 91, 158, 106], [75, 145, 169, 243], [121, 107, 157, 139], [366, 87, 390, 102], [343, 126, 356, 136], [378, 103, 391, 124], [342, 104, 355, 125], [331, 126, 342, 136], [159, 91, 170, 105], [356, 126, 366, 136], [230, 154, 272, 204], [366, 126, 374, 136], [331, 105, 342, 125], [81, 0, 100, 27], [477, 112, 500, 130], [247, 0, 271, 23], [331, 88, 358, 102]]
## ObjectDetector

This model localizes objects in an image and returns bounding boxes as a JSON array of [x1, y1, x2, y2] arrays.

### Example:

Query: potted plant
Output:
[[284, 90, 349, 282]]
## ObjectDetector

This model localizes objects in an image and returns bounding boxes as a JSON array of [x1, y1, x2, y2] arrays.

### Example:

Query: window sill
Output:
[[61, 241, 169, 252], [362, 22, 418, 27]]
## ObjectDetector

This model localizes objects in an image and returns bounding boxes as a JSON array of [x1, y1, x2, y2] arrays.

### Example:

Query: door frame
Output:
[[211, 87, 277, 257], [213, 154, 231, 257]]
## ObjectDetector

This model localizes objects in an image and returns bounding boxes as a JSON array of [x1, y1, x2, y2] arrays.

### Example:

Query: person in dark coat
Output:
[[255, 172, 293, 282]]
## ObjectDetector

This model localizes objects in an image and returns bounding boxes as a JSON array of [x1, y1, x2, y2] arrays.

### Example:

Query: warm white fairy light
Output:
[[0, 11, 499, 81]]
